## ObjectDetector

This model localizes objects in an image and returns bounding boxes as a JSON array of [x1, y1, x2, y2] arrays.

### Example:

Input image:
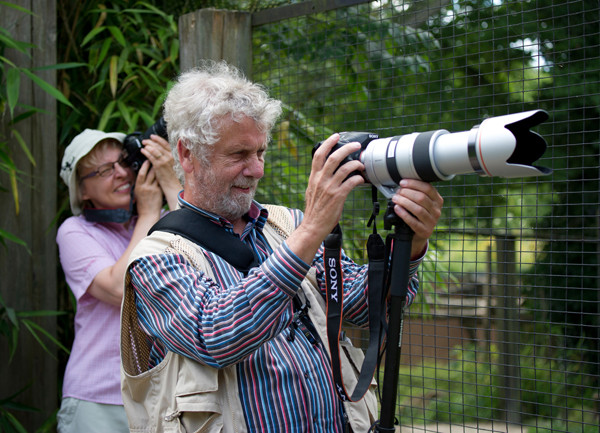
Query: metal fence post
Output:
[[495, 234, 522, 425]]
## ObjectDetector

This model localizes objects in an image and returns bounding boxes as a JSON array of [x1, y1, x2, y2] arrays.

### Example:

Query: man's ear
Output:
[[177, 139, 194, 173]]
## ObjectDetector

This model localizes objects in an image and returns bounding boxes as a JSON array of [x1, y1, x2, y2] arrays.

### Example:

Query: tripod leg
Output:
[[377, 212, 413, 432]]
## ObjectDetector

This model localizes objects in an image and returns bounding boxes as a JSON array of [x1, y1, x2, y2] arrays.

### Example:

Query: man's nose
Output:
[[243, 155, 264, 179]]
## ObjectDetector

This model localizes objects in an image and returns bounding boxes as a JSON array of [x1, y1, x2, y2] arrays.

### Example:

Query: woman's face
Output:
[[78, 143, 135, 211]]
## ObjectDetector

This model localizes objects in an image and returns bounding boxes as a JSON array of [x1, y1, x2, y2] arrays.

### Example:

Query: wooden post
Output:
[[0, 0, 58, 430], [179, 8, 252, 76]]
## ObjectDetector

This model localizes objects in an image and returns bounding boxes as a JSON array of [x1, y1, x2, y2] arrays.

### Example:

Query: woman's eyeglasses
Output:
[[79, 154, 127, 182]]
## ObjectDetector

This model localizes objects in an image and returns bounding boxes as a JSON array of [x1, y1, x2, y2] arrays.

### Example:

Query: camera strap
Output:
[[324, 223, 387, 402], [149, 206, 259, 275]]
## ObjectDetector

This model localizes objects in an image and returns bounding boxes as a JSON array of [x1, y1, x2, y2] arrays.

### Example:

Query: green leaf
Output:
[[20, 69, 74, 108], [0, 54, 17, 68], [96, 38, 112, 67], [0, 1, 33, 15], [10, 107, 42, 124], [0, 33, 33, 55], [32, 62, 86, 71], [109, 55, 118, 97], [9, 167, 19, 215], [98, 100, 116, 130], [10, 129, 35, 167], [0, 409, 30, 433], [0, 228, 29, 253], [4, 305, 19, 329], [22, 320, 70, 355], [6, 67, 20, 117], [81, 26, 106, 47], [107, 26, 126, 47], [116, 100, 133, 130], [17, 310, 66, 318], [21, 321, 52, 358]]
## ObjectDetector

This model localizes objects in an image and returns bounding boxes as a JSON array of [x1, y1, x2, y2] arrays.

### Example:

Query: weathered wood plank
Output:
[[179, 8, 252, 76], [0, 0, 58, 430]]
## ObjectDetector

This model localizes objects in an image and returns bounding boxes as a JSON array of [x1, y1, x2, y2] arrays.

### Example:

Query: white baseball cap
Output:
[[60, 129, 127, 215]]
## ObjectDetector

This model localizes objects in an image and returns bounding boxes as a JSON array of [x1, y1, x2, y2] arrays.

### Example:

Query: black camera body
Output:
[[122, 117, 168, 171]]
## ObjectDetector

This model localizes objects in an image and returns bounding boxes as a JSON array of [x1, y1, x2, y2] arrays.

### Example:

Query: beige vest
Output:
[[121, 205, 378, 433]]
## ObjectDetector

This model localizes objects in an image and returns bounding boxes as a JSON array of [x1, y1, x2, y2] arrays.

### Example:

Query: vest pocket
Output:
[[172, 392, 224, 433]]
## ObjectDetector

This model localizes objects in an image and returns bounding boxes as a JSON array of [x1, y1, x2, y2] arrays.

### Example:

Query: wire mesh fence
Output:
[[251, 0, 599, 431]]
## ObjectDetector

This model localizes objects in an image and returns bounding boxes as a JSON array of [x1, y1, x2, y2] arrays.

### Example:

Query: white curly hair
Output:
[[163, 60, 283, 182]]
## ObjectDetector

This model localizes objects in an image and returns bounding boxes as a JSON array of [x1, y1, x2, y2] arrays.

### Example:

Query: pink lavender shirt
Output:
[[57, 215, 136, 405]]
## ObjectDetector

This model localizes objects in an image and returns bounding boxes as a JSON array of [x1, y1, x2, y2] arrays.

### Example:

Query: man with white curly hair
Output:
[[121, 60, 443, 433]]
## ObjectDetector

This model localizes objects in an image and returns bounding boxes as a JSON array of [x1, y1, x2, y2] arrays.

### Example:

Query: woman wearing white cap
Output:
[[56, 128, 181, 432]]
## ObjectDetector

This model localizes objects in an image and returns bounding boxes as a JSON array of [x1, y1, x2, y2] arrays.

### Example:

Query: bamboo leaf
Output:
[[108, 26, 126, 47], [0, 228, 29, 253], [10, 129, 35, 167], [96, 38, 112, 67], [0, 409, 30, 433], [81, 26, 105, 47], [9, 167, 19, 215], [32, 62, 86, 71], [98, 100, 116, 130], [6, 67, 20, 117], [109, 55, 118, 98], [0, 1, 33, 15], [20, 69, 74, 108], [0, 32, 32, 55], [116, 100, 133, 130], [22, 320, 70, 355], [4, 305, 19, 329], [17, 310, 66, 318], [0, 54, 17, 67], [10, 107, 41, 124], [21, 321, 52, 358]]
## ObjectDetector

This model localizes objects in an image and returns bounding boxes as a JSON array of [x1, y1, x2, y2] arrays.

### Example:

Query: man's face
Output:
[[189, 116, 267, 223]]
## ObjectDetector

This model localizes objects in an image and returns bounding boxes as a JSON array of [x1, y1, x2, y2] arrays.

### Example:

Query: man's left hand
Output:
[[390, 179, 444, 259]]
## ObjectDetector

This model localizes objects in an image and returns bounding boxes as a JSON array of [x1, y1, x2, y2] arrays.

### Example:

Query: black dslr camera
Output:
[[122, 117, 168, 171]]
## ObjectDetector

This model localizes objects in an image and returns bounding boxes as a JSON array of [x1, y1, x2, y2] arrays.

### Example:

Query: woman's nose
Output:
[[114, 161, 131, 178]]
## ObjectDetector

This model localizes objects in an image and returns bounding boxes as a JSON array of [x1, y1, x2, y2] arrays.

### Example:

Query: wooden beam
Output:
[[179, 9, 252, 76], [0, 0, 58, 430]]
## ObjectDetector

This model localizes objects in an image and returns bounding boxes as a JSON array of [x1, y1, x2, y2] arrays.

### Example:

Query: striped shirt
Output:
[[128, 196, 422, 432]]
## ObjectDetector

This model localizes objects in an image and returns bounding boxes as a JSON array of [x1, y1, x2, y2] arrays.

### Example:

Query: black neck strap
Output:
[[324, 223, 387, 402], [149, 206, 259, 275]]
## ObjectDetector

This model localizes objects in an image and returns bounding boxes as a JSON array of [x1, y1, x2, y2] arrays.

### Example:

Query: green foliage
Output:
[[0, 291, 68, 432], [57, 0, 180, 143], [396, 343, 598, 429], [0, 2, 81, 430], [520, 0, 600, 369], [0, 2, 76, 248]]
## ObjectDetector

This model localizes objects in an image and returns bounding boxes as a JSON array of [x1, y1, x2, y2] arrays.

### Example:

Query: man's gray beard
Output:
[[196, 172, 257, 222]]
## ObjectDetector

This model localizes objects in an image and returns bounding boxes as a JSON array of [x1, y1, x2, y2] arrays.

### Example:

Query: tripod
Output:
[[373, 200, 414, 432]]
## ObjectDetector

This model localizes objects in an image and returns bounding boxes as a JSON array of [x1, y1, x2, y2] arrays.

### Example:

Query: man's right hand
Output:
[[285, 133, 365, 264]]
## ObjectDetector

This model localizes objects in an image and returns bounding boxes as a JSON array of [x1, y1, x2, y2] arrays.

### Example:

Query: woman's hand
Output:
[[133, 160, 163, 220], [141, 134, 182, 209]]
